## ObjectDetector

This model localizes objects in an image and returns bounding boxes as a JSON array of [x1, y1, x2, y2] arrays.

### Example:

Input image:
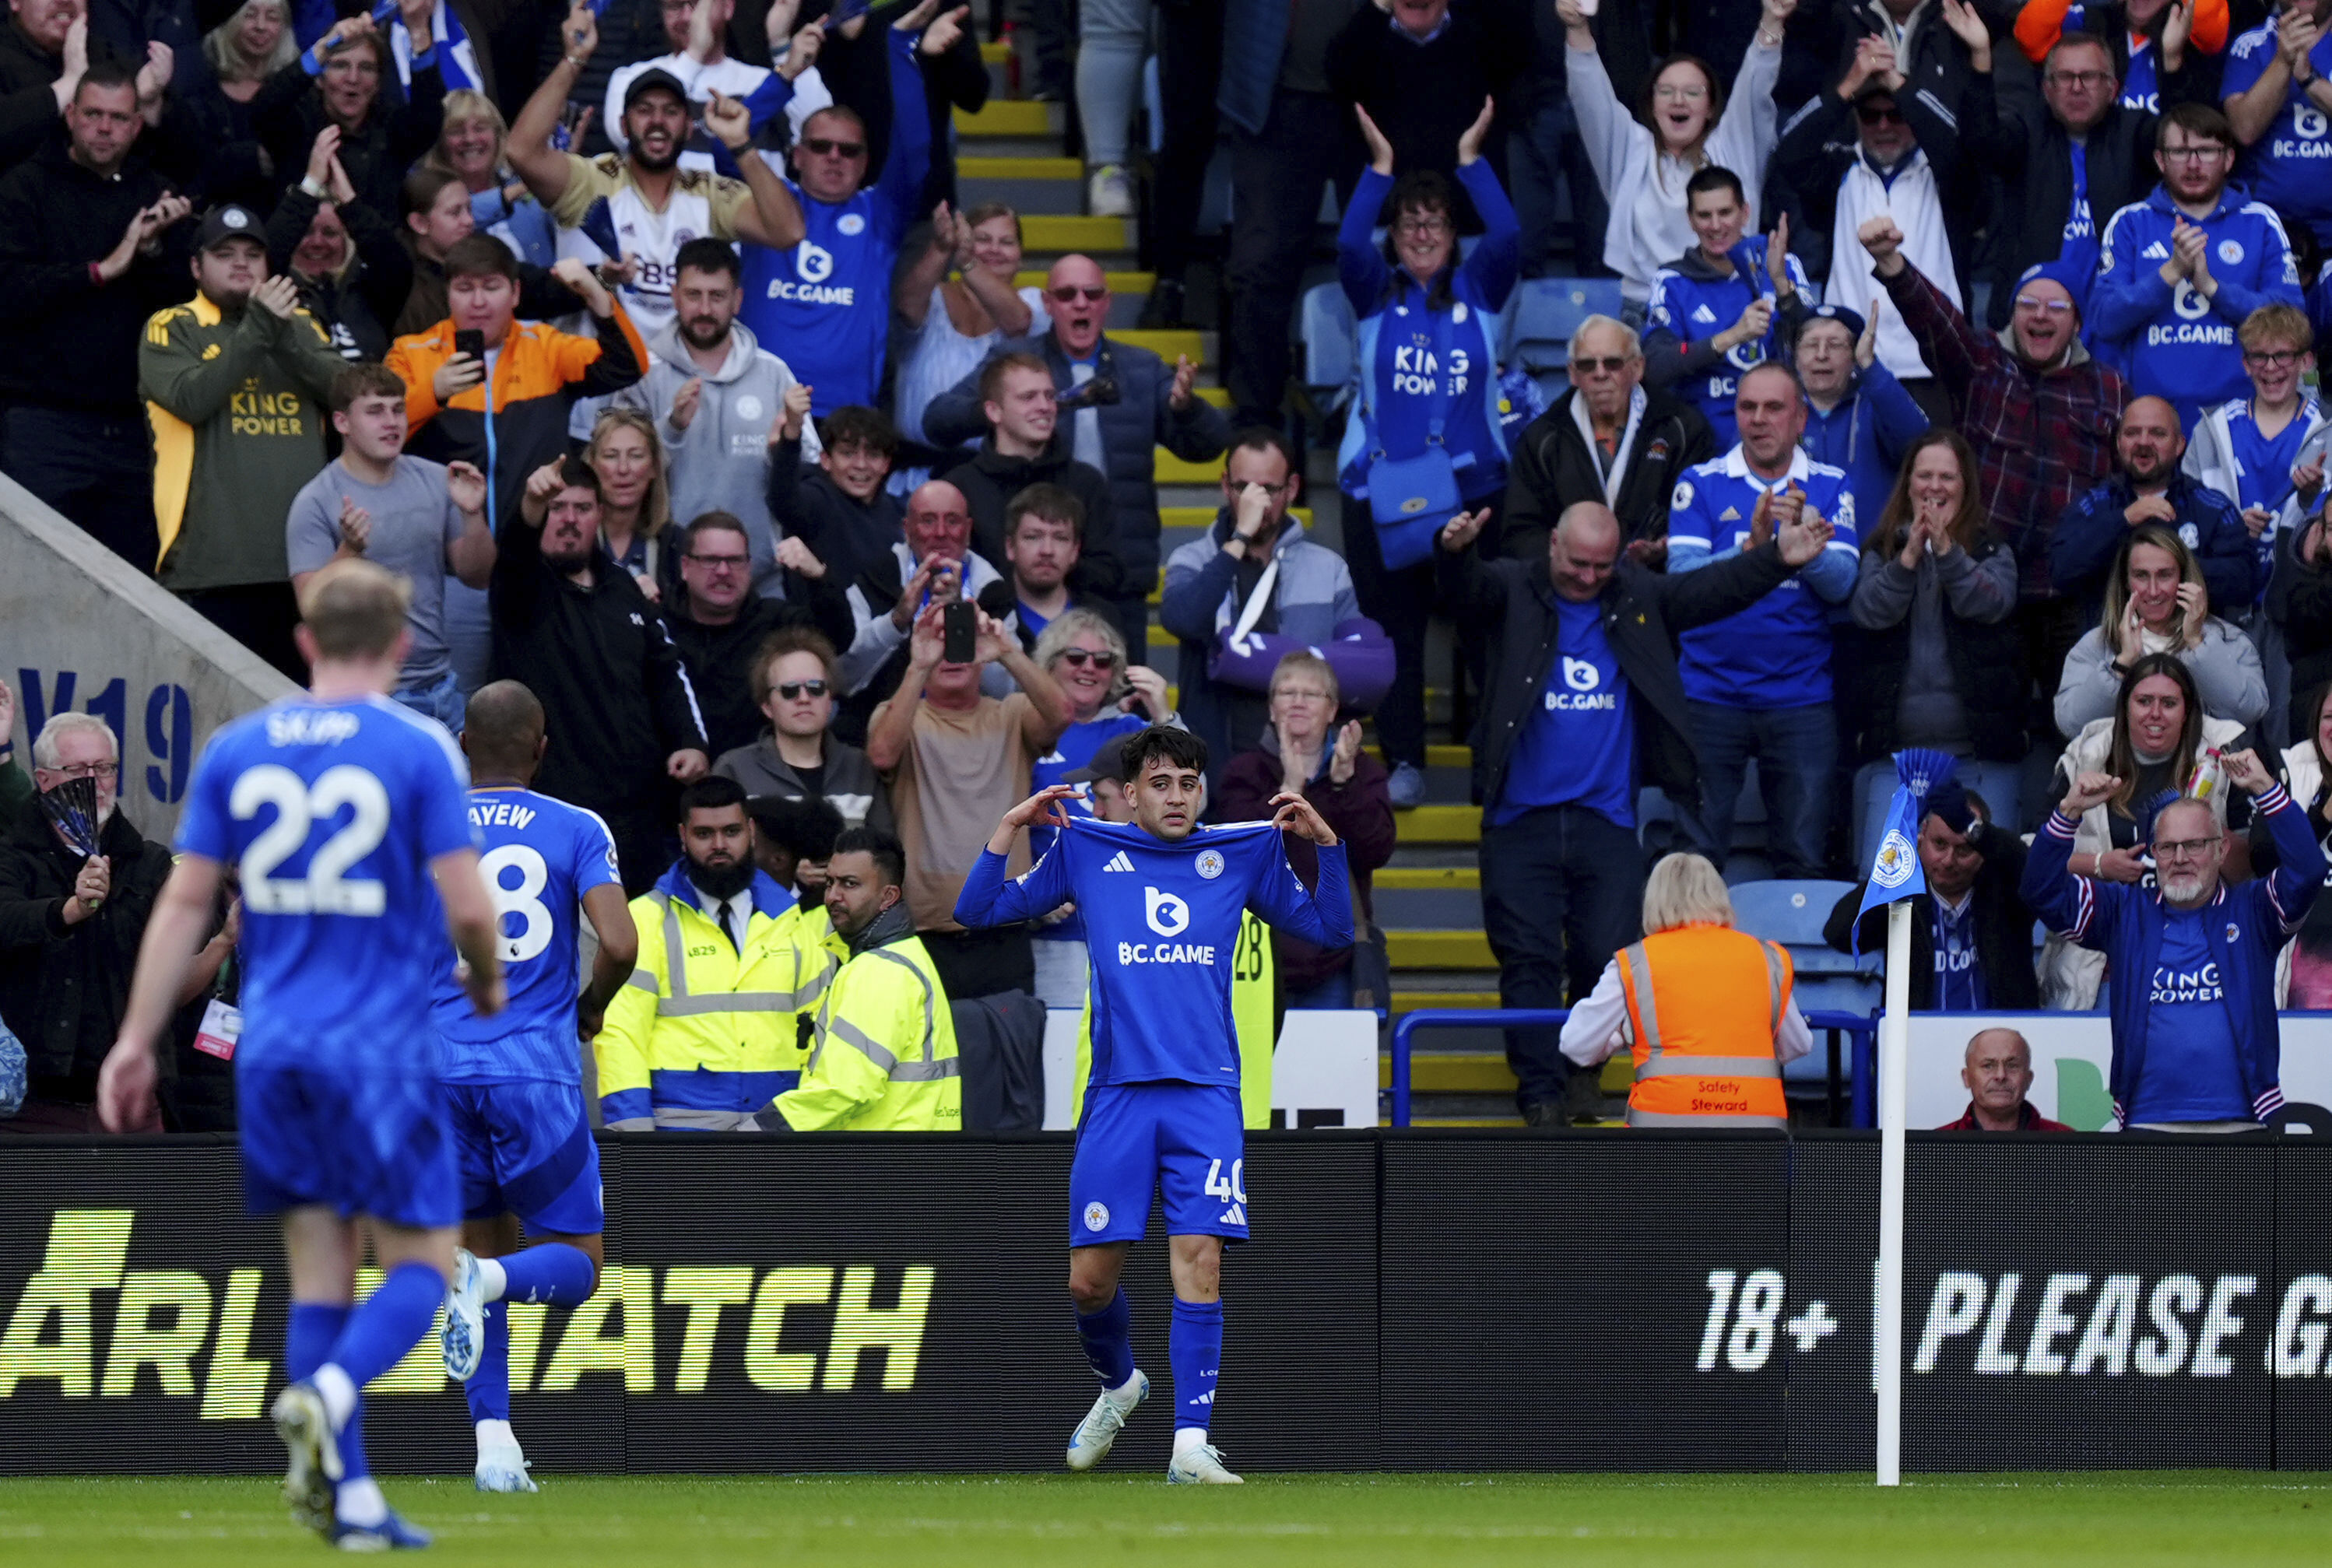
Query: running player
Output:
[[954, 724, 1350, 1483], [98, 559, 504, 1549], [431, 681, 639, 1492]]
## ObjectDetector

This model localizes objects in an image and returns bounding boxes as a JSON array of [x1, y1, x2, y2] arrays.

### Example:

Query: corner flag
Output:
[[1852, 748, 1957, 952]]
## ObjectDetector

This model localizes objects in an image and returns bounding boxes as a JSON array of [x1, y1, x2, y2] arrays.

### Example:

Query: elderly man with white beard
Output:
[[2024, 745, 2326, 1131]]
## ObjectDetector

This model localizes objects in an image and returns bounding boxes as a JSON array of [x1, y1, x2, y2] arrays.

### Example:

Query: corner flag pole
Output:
[[1875, 897, 1911, 1488], [1853, 747, 1949, 1489]]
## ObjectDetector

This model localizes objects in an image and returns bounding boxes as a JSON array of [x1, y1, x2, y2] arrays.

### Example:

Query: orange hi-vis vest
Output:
[[1615, 925, 1792, 1128]]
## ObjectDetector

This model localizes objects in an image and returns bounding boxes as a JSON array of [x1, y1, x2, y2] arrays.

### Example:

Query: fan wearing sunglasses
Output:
[[713, 624, 894, 836]]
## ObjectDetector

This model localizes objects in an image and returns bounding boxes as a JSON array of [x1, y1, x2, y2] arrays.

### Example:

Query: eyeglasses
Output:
[[1856, 104, 1906, 126], [1055, 649, 1120, 668], [686, 552, 749, 570], [1574, 354, 1635, 374], [2159, 143, 2230, 162], [801, 137, 866, 159], [1047, 285, 1108, 303], [45, 761, 116, 780], [1652, 84, 1709, 102], [2245, 348, 2303, 368], [2154, 837, 2220, 862], [1396, 215, 1451, 237], [1232, 475, 1296, 495], [2045, 69, 2112, 88], [774, 680, 829, 700], [2014, 295, 2076, 316], [1273, 687, 1335, 703]]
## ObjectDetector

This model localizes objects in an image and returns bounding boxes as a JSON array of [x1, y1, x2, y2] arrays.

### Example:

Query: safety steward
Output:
[[595, 777, 833, 1131], [774, 827, 962, 1132], [1554, 850, 1814, 1127]]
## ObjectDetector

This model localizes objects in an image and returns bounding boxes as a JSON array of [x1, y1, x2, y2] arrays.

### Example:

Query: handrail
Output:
[[1388, 1007, 1880, 1128]]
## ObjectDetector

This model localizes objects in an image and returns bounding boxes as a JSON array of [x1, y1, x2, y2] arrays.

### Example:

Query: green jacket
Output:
[[140, 293, 346, 590]]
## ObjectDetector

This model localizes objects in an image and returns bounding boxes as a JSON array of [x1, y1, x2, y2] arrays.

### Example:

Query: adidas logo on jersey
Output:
[[1218, 1204, 1246, 1226], [2141, 240, 2170, 261], [1104, 851, 1136, 872], [1691, 303, 1718, 324]]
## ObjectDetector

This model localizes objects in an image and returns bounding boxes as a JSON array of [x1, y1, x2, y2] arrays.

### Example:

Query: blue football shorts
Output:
[[1069, 1081, 1248, 1246], [237, 1061, 459, 1229], [444, 1079, 605, 1237]]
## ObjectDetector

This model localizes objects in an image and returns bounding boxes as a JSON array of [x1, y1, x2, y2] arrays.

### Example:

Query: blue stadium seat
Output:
[[1301, 282, 1358, 412], [1730, 879, 1856, 950], [1503, 277, 1626, 403]]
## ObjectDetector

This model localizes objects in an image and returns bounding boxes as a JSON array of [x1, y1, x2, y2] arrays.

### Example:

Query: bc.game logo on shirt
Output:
[[1544, 658, 1618, 712]]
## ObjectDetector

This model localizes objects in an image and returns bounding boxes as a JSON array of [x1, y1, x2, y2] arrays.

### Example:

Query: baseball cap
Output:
[[1796, 301, 1867, 342], [195, 204, 263, 253], [1064, 735, 1131, 786], [623, 67, 690, 113]]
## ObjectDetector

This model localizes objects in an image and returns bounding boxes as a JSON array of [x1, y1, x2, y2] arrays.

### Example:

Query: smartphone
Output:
[[942, 601, 977, 665], [453, 328, 486, 362]]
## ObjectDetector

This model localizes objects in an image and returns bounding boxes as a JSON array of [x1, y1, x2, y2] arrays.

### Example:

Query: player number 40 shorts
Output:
[[1068, 1082, 1248, 1246]]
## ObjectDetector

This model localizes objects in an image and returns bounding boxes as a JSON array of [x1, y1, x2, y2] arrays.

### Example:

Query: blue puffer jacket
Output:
[[2023, 784, 2326, 1124], [1796, 361, 1930, 531]]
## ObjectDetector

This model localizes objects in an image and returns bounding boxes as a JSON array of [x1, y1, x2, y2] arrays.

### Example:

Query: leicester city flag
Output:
[[1853, 748, 1958, 954]]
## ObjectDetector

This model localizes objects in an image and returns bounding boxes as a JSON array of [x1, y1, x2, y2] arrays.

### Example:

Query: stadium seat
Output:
[[1730, 879, 1860, 970], [1503, 277, 1625, 404], [1301, 282, 1359, 413]]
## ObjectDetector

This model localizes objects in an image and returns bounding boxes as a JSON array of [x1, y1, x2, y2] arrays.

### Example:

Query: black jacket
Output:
[[2270, 516, 2332, 739], [1961, 51, 2205, 325], [665, 594, 837, 759], [489, 510, 710, 823], [922, 329, 1231, 588], [766, 437, 904, 594], [1773, 83, 1986, 302], [1835, 535, 2032, 763], [1501, 386, 1715, 559], [251, 54, 444, 229], [1437, 541, 1798, 809], [0, 802, 175, 1093], [940, 437, 1125, 602], [1824, 832, 2041, 1010], [266, 181, 414, 365], [1323, 2, 1522, 232], [0, 135, 194, 412]]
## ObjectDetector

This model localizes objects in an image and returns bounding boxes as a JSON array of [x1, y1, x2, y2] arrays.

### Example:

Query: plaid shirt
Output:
[[1884, 263, 2129, 602]]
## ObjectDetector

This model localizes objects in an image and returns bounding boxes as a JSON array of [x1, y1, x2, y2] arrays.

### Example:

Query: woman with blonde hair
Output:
[[185, 0, 299, 211], [426, 89, 557, 267], [893, 201, 1049, 451], [1554, 851, 1814, 1128], [586, 408, 677, 602], [2053, 522, 2266, 736]]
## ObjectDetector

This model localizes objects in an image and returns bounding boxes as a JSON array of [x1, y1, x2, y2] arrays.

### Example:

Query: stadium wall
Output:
[[3, 1133, 2329, 1475], [1, 474, 299, 840]]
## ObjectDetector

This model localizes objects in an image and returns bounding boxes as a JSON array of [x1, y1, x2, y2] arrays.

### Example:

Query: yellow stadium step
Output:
[[1392, 989, 1501, 1013], [1193, 384, 1231, 408], [1117, 328, 1206, 363], [961, 155, 1082, 181], [1022, 215, 1135, 254], [1396, 805, 1481, 846], [1388, 930, 1494, 970], [1146, 623, 1175, 649], [1013, 268, 1155, 293], [954, 100, 1057, 138], [978, 40, 1011, 64], [1375, 865, 1480, 891], [1156, 449, 1219, 485], [1426, 744, 1471, 767], [1380, 1054, 1636, 1093]]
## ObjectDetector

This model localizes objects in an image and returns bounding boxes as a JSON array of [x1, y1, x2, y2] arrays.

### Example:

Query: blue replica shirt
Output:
[[2090, 186, 2306, 428], [2222, 21, 2332, 243], [1368, 293, 1503, 502], [2127, 913, 2253, 1123], [1665, 447, 1860, 709], [2060, 142, 2103, 321], [1930, 893, 1987, 1012], [1027, 710, 1151, 943], [2224, 396, 2321, 595], [175, 696, 476, 1081], [430, 787, 620, 1083], [1645, 245, 1814, 448], [1488, 595, 1636, 830], [954, 816, 1352, 1087]]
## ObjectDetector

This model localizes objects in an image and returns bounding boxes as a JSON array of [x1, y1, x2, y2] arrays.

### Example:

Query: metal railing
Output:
[[1388, 1008, 1881, 1128]]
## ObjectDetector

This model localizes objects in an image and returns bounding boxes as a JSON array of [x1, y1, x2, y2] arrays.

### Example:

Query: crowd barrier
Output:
[[6, 1132, 2332, 1475]]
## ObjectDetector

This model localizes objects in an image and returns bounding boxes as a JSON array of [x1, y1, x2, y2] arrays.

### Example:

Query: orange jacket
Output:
[[1617, 926, 1792, 1128], [2014, 0, 2228, 66]]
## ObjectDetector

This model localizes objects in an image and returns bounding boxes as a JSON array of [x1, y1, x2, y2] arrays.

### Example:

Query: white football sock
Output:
[[335, 1477, 386, 1528], [1172, 1426, 1210, 1455]]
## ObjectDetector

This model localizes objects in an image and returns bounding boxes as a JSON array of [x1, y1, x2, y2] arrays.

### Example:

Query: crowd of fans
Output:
[[7, 0, 2332, 1137]]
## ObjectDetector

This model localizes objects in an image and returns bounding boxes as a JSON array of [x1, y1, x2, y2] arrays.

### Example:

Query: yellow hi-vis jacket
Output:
[[1070, 910, 1277, 1128], [595, 864, 836, 1128], [776, 914, 961, 1131]]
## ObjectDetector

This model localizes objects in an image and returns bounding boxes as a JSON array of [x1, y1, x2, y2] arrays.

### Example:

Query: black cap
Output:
[[623, 67, 689, 113], [1064, 735, 1131, 786], [195, 204, 263, 253]]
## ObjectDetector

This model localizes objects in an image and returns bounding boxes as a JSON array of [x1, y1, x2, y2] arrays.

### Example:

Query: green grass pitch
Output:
[[3, 1474, 2330, 1566]]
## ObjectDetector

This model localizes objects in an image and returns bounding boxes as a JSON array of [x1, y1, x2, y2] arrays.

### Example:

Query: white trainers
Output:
[[1065, 1370, 1147, 1471], [441, 1247, 486, 1381], [1088, 164, 1135, 218], [269, 1380, 342, 1534], [476, 1440, 539, 1493], [1166, 1441, 1243, 1484]]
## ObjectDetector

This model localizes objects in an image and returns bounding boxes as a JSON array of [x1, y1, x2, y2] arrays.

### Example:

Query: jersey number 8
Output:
[[230, 764, 391, 915], [479, 844, 557, 963]]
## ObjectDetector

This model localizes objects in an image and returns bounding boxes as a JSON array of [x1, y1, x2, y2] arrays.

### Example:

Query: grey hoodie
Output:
[[610, 317, 825, 600]]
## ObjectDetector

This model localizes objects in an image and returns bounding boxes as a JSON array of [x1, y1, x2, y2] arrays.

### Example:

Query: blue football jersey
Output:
[[955, 816, 1352, 1087], [431, 787, 620, 1084], [175, 696, 476, 1081]]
